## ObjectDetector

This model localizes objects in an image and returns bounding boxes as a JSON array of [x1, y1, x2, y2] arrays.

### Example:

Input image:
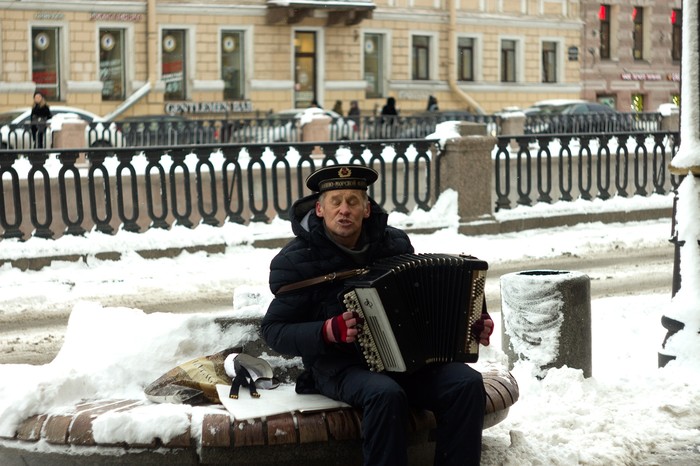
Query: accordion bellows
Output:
[[342, 253, 488, 373]]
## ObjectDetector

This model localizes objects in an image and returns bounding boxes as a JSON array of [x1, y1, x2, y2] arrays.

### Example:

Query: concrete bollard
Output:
[[500, 270, 592, 378], [301, 114, 331, 142], [52, 115, 88, 165]]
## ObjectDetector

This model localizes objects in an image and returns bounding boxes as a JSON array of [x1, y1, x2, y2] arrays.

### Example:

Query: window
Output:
[[632, 7, 644, 60], [458, 37, 475, 82], [162, 29, 187, 101], [597, 94, 617, 109], [221, 30, 245, 100], [500, 39, 516, 83], [542, 41, 557, 83], [599, 4, 611, 60], [671, 9, 682, 62], [32, 27, 61, 100], [631, 93, 644, 112], [412, 35, 430, 80], [99, 29, 126, 101], [364, 33, 384, 98], [294, 31, 317, 108]]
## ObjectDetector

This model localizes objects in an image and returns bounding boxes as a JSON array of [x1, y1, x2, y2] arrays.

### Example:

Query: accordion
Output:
[[342, 253, 488, 373]]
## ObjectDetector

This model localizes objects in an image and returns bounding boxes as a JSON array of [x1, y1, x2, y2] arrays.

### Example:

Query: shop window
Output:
[[542, 41, 558, 83], [631, 94, 644, 112], [458, 37, 475, 82], [599, 4, 611, 60], [597, 95, 617, 110], [99, 29, 126, 101], [671, 9, 682, 62], [412, 35, 430, 80], [32, 27, 61, 100], [500, 39, 517, 83], [162, 29, 187, 101], [221, 30, 245, 100], [364, 33, 384, 98]]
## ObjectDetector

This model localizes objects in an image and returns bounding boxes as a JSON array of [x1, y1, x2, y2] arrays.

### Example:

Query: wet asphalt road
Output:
[[0, 242, 674, 365]]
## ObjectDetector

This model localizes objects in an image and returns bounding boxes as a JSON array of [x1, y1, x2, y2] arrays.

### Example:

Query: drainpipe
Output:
[[448, 0, 485, 115]]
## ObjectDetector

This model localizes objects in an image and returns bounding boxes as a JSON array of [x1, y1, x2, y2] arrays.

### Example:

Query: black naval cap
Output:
[[305, 165, 378, 193]]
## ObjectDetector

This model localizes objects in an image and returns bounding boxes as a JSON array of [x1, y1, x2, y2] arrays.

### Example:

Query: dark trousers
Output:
[[317, 362, 485, 466], [32, 127, 46, 149]]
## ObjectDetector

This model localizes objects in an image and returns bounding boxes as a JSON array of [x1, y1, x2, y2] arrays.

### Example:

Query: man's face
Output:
[[315, 189, 370, 249]]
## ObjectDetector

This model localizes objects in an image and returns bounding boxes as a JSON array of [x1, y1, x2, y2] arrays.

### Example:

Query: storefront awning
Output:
[[266, 0, 375, 25]]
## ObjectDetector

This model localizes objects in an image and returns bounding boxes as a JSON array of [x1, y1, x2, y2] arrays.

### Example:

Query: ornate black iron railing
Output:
[[0, 139, 440, 241], [494, 131, 680, 211], [523, 111, 664, 135], [1, 111, 665, 150], [0, 128, 679, 242]]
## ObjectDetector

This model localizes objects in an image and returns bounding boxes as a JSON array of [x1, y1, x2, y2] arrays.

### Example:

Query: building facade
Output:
[[0, 1, 674, 120], [580, 1, 682, 111]]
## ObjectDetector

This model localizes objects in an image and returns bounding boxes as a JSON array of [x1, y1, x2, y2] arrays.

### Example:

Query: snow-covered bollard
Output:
[[300, 108, 331, 143], [500, 270, 592, 379]]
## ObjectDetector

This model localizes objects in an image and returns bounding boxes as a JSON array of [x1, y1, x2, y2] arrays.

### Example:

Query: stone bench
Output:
[[0, 316, 519, 465], [0, 367, 518, 466], [0, 370, 517, 466]]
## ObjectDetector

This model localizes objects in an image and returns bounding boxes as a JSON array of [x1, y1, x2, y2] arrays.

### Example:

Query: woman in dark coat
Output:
[[379, 97, 398, 137], [347, 100, 361, 133], [262, 165, 493, 466], [30, 91, 52, 148], [427, 95, 439, 111]]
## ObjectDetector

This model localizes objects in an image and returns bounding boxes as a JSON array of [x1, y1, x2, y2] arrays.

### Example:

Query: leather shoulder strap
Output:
[[276, 268, 368, 295]]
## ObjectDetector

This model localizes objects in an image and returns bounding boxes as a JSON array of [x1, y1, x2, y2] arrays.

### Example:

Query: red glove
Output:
[[471, 313, 494, 346], [323, 311, 363, 344]]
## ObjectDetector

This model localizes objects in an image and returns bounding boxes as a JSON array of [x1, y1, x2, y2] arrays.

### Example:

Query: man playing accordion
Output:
[[262, 164, 494, 466]]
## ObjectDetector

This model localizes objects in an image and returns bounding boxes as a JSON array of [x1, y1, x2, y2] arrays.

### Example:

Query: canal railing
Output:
[[0, 124, 679, 243]]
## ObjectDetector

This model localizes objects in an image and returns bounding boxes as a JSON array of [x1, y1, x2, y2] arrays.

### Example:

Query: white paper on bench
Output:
[[215, 384, 350, 421]]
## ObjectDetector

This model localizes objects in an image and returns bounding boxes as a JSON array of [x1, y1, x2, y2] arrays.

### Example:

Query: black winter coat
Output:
[[261, 193, 413, 385], [30, 104, 52, 129]]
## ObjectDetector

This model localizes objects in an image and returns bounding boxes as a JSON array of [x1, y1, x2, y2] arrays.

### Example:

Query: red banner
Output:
[[32, 70, 57, 84]]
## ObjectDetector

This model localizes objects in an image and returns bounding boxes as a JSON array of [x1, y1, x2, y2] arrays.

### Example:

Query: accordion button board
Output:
[[342, 253, 488, 373]]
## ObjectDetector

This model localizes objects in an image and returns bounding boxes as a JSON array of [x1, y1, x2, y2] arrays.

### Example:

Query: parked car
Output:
[[657, 102, 680, 116], [116, 114, 218, 147], [398, 110, 476, 138], [525, 100, 628, 134], [228, 108, 356, 143], [0, 106, 124, 149], [557, 102, 630, 133], [523, 99, 587, 117]]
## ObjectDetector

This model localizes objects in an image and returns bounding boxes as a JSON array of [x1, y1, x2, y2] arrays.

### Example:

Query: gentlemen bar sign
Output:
[[165, 101, 253, 115]]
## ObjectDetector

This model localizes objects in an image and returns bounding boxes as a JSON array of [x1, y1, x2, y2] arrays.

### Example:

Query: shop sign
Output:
[[90, 13, 143, 22], [567, 46, 579, 61], [35, 13, 64, 20], [398, 90, 430, 101], [165, 101, 253, 115], [667, 73, 681, 82], [620, 72, 662, 81]]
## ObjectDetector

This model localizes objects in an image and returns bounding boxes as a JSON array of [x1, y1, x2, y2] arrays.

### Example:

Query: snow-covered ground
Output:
[[1, 189, 698, 464]]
